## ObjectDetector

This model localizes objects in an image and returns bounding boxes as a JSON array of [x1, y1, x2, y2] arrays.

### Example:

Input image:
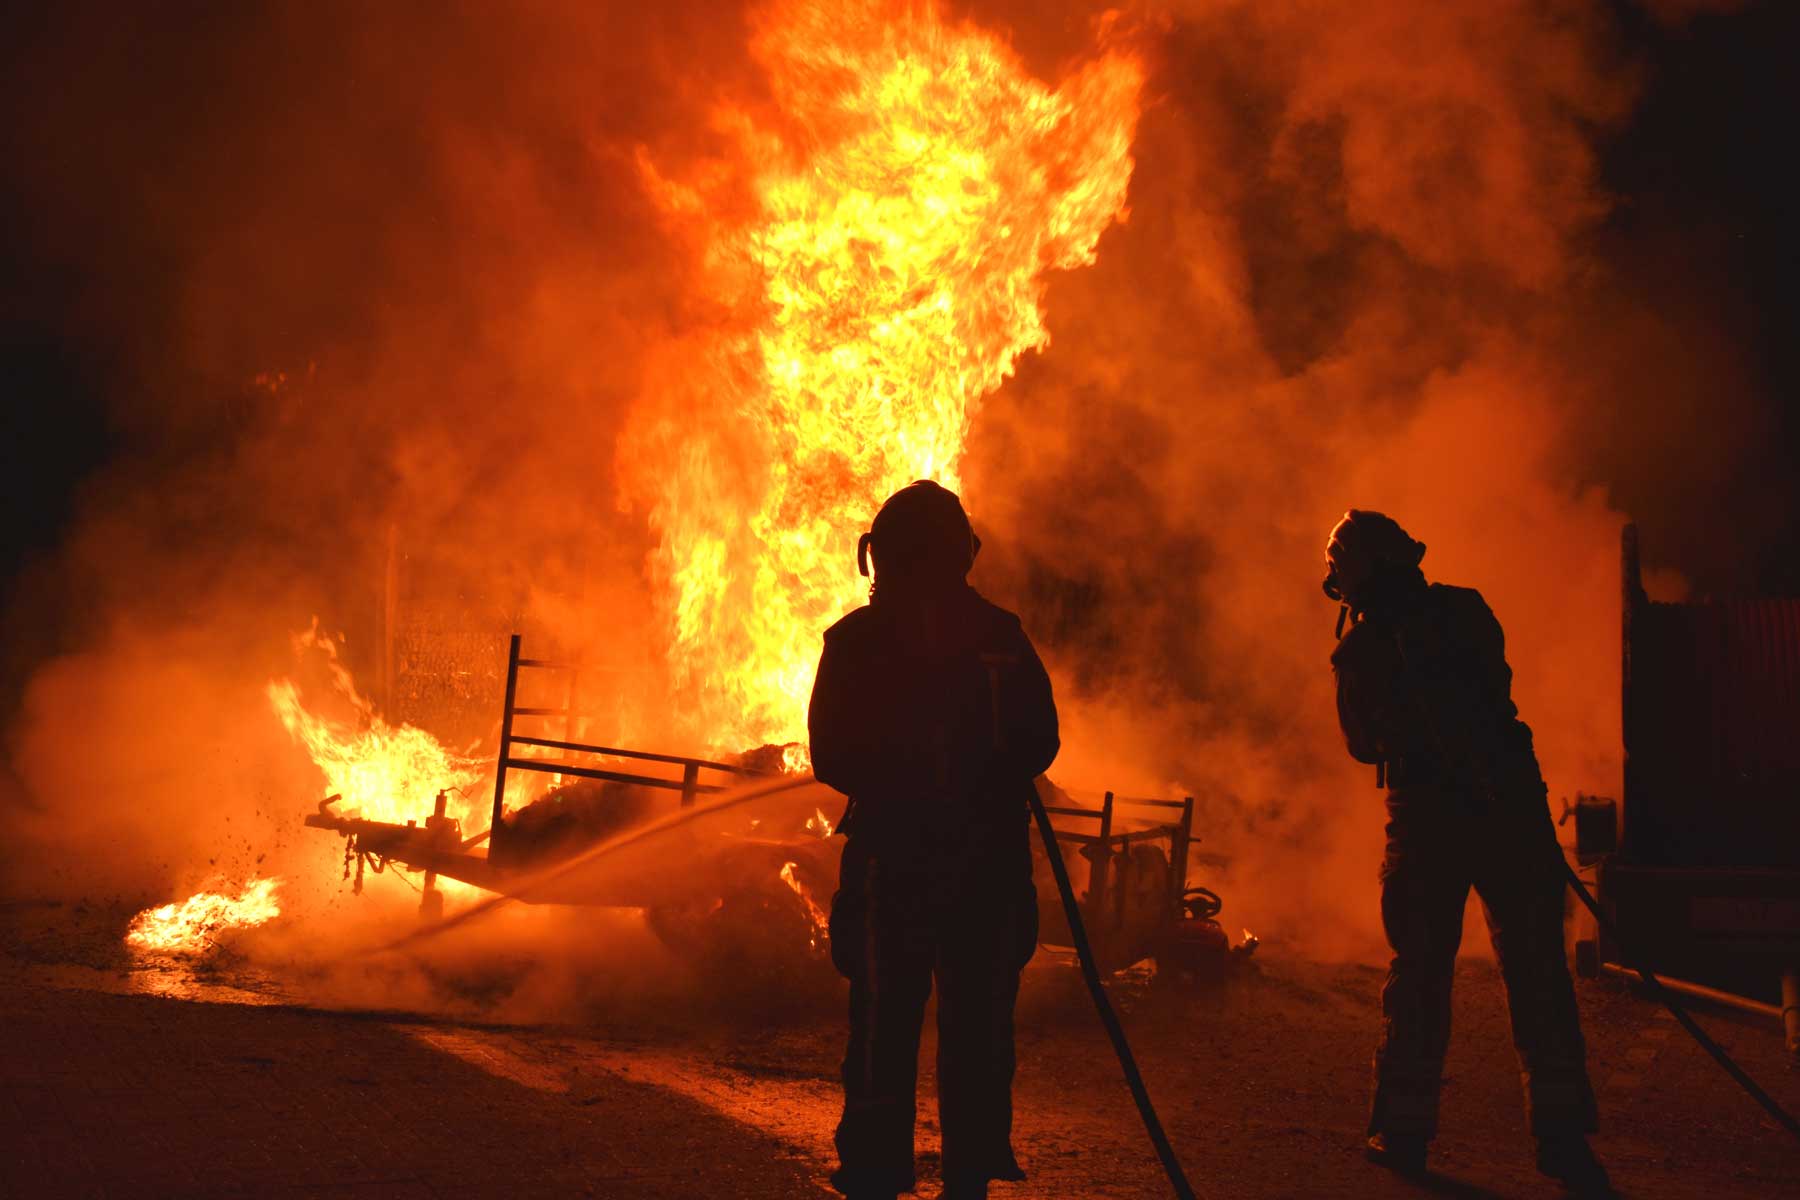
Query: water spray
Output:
[[370, 773, 820, 955]]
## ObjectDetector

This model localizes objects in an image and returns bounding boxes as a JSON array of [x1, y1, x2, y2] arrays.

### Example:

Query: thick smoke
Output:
[[963, 0, 1744, 954], [0, 1, 760, 903], [0, 1, 1780, 972]]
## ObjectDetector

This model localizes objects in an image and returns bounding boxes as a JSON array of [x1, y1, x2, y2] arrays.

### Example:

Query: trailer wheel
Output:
[[646, 886, 834, 993]]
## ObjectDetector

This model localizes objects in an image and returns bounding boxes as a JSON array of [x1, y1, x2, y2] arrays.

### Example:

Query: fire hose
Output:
[[364, 774, 1800, 1173], [1561, 862, 1800, 1142], [374, 772, 1202, 1194], [1028, 789, 1200, 1200]]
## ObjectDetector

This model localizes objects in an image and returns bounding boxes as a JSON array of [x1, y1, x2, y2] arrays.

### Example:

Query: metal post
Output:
[[1172, 796, 1194, 909], [421, 788, 445, 921], [1597, 962, 1781, 1021], [1621, 523, 1639, 858], [680, 761, 700, 807], [565, 667, 580, 745], [489, 634, 522, 857], [1088, 791, 1115, 927], [1783, 965, 1799, 1057]]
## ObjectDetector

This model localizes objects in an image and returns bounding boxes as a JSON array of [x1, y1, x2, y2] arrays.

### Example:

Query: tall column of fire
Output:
[[623, 0, 1143, 752]]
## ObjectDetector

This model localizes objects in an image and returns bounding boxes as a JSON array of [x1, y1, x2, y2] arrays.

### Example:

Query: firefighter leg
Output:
[[831, 846, 937, 1197], [1475, 807, 1598, 1137], [1371, 814, 1470, 1139], [933, 877, 1036, 1190]]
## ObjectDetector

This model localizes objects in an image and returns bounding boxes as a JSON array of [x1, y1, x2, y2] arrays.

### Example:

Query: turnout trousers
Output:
[[827, 835, 1038, 1196], [1371, 785, 1598, 1140]]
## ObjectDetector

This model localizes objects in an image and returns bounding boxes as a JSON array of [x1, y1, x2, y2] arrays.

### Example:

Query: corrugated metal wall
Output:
[[1624, 584, 1800, 867]]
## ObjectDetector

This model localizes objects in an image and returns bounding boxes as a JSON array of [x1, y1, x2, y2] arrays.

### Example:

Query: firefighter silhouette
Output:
[[810, 480, 1058, 1200], [1324, 510, 1609, 1194]]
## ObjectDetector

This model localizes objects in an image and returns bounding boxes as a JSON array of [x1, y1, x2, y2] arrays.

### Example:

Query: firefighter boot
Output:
[[1536, 1134, 1611, 1195], [1365, 1132, 1428, 1174]]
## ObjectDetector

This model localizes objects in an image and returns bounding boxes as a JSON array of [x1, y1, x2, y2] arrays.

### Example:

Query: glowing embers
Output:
[[625, 0, 1143, 750], [126, 877, 282, 956], [783, 743, 814, 775]]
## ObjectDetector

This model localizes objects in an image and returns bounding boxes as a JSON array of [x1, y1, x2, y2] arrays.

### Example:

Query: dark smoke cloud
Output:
[[1638, 0, 1752, 24]]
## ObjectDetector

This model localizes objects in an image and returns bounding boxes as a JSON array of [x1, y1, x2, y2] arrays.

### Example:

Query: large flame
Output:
[[126, 877, 281, 956], [625, 0, 1143, 749], [267, 623, 488, 830]]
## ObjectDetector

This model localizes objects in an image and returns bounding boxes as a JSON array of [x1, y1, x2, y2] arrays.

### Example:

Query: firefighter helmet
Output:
[[857, 480, 980, 581], [1322, 510, 1425, 603]]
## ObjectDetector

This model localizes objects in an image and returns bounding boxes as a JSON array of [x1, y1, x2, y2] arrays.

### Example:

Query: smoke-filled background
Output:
[[2, 1, 1796, 959]]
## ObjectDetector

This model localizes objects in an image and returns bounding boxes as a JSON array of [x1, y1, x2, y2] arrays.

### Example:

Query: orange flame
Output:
[[779, 861, 830, 949], [625, 0, 1142, 749], [126, 877, 281, 956], [267, 623, 487, 831]]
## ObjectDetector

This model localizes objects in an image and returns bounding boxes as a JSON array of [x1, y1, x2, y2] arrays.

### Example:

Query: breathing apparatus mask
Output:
[[1322, 509, 1426, 637]]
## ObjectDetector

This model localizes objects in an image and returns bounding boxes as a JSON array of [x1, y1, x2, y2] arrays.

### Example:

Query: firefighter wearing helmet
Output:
[[810, 480, 1058, 1200], [1324, 510, 1608, 1193]]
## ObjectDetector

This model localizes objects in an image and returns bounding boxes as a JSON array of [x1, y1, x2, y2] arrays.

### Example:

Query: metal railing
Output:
[[487, 634, 767, 854], [1041, 790, 1195, 926]]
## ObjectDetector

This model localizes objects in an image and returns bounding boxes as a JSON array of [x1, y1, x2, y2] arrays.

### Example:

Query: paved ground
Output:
[[2, 897, 1797, 1199]]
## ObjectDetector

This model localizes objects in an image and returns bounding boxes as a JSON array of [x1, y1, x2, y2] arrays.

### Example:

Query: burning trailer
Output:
[[303, 634, 1236, 985]]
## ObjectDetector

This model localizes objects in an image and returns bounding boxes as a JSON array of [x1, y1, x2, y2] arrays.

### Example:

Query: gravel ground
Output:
[[3, 896, 1797, 1199]]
